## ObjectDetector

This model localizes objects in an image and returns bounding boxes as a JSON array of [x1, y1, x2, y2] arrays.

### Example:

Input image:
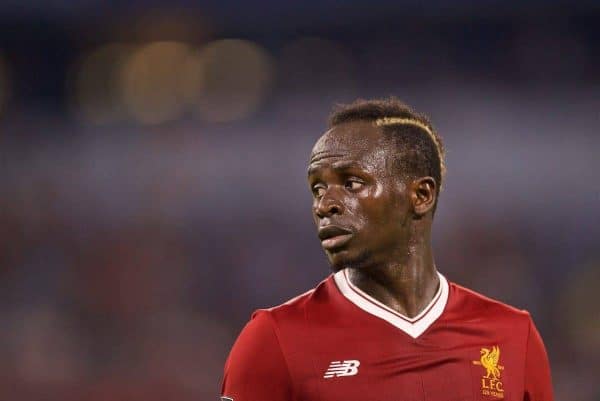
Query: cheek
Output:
[[365, 184, 398, 221], [359, 193, 410, 231], [352, 182, 384, 209], [343, 197, 361, 218], [391, 194, 411, 225]]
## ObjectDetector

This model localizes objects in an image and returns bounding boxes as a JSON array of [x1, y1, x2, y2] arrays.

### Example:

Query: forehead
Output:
[[309, 121, 389, 166]]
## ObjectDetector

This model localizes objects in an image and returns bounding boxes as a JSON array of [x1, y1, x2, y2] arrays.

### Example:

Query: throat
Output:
[[345, 263, 440, 319]]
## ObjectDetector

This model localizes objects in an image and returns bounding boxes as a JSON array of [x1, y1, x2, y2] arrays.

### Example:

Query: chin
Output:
[[326, 248, 373, 272]]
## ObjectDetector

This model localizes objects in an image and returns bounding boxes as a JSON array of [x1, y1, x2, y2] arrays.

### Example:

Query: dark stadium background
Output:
[[0, 1, 598, 400]]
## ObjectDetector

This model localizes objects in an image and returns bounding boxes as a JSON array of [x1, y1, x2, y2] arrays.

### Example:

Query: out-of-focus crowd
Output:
[[1, 3, 600, 400], [1, 95, 599, 400]]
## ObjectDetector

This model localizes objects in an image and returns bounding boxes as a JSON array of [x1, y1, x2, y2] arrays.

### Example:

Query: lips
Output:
[[318, 225, 353, 250]]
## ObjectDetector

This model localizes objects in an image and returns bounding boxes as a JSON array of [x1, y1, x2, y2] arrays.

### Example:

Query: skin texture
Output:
[[307, 120, 440, 318]]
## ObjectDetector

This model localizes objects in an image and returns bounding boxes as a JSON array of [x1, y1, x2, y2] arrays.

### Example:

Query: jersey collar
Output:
[[333, 268, 449, 339]]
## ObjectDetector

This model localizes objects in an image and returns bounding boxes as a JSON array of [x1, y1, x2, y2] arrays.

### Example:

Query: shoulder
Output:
[[251, 275, 334, 329], [448, 280, 533, 325]]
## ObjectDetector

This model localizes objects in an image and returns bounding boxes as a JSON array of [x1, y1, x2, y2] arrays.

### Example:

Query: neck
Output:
[[345, 226, 439, 318]]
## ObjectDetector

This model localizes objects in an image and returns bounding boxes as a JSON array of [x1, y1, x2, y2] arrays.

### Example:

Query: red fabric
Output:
[[524, 320, 554, 401], [221, 275, 554, 401], [221, 310, 293, 401]]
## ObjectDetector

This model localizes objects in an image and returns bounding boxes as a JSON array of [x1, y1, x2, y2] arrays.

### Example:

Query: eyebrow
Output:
[[307, 161, 364, 177]]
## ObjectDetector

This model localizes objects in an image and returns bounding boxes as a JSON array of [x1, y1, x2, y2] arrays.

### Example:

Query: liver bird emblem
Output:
[[479, 346, 502, 379]]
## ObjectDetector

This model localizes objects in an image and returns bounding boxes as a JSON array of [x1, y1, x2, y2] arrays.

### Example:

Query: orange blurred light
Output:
[[119, 41, 196, 125], [70, 43, 134, 125], [193, 39, 273, 123]]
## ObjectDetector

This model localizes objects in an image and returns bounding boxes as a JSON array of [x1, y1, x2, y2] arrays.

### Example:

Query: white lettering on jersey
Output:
[[323, 360, 360, 378]]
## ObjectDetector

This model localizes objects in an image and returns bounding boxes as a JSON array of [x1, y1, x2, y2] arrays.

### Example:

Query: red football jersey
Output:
[[221, 270, 553, 401]]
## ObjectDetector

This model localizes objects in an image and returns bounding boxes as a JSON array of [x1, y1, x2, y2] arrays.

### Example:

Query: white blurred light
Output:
[[70, 43, 133, 125], [194, 39, 273, 123], [120, 41, 196, 125]]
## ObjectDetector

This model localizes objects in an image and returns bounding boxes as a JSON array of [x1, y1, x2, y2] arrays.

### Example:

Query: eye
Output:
[[312, 185, 326, 198], [345, 179, 364, 191]]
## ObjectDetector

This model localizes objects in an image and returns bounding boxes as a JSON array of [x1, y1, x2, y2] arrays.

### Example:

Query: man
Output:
[[220, 98, 553, 401]]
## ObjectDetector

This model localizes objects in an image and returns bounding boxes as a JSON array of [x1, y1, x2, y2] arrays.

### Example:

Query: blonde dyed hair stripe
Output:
[[374, 116, 446, 188], [375, 117, 433, 136]]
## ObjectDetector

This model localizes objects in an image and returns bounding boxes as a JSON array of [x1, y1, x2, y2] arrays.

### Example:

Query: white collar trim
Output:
[[333, 269, 449, 339]]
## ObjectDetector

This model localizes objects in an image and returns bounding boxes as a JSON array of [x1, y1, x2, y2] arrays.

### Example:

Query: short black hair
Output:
[[328, 97, 446, 211]]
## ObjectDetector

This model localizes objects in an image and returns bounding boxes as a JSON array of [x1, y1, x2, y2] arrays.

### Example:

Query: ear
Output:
[[410, 176, 437, 217]]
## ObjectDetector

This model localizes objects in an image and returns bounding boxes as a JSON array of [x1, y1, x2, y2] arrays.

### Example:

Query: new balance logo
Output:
[[323, 360, 360, 378]]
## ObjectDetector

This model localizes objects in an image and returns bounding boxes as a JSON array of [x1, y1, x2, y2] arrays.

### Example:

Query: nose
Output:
[[315, 189, 344, 218]]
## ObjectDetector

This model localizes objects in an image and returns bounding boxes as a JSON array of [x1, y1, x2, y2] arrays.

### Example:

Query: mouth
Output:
[[318, 225, 353, 250]]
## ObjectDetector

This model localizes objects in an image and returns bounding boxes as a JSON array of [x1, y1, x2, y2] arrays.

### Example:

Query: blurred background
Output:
[[0, 1, 599, 400]]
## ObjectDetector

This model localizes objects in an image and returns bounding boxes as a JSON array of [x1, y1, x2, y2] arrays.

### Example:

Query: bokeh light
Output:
[[70, 43, 133, 125], [120, 41, 197, 125], [193, 39, 273, 123], [178, 50, 205, 108]]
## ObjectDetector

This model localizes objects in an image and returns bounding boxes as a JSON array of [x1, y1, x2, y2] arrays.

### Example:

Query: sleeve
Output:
[[220, 310, 293, 401], [523, 316, 554, 401]]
